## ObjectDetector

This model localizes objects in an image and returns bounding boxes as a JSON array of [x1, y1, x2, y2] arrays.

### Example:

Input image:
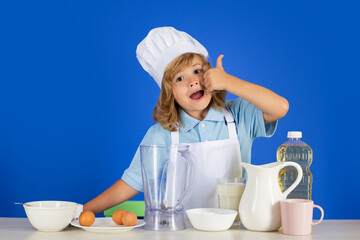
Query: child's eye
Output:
[[194, 69, 202, 74], [176, 76, 184, 82]]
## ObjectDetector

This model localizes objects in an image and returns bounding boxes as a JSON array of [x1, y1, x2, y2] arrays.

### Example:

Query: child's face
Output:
[[171, 56, 212, 120]]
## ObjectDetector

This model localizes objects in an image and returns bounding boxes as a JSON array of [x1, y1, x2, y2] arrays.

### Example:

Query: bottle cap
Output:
[[287, 131, 302, 138]]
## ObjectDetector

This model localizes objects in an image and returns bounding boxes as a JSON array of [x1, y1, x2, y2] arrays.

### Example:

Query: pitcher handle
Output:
[[281, 162, 303, 198]]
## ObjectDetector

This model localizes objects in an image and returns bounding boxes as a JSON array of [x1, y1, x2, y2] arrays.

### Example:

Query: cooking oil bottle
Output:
[[277, 131, 313, 199]]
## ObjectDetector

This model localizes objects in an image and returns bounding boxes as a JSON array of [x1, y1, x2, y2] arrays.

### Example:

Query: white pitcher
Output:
[[239, 162, 303, 231]]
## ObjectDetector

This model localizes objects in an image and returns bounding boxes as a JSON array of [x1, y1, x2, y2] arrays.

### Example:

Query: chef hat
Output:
[[136, 27, 209, 88]]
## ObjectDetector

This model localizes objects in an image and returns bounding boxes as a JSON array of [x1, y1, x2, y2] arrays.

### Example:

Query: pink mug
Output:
[[280, 199, 324, 235]]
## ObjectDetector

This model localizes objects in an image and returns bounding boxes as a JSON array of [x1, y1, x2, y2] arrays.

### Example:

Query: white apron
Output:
[[171, 109, 242, 210]]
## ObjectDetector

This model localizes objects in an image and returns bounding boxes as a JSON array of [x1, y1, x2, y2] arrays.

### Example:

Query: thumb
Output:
[[216, 54, 224, 69]]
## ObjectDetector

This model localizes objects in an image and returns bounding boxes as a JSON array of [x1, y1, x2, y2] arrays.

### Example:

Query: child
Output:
[[83, 27, 289, 214]]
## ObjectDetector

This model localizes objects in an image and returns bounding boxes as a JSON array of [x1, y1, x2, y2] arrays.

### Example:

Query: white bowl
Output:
[[186, 208, 237, 231], [24, 201, 78, 232]]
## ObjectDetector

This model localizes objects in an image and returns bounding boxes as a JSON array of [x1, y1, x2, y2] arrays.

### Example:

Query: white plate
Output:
[[71, 217, 145, 233]]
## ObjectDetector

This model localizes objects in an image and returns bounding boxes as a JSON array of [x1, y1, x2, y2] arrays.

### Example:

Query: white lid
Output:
[[287, 131, 302, 138]]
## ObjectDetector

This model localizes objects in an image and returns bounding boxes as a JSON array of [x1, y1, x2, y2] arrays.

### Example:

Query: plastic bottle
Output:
[[277, 131, 313, 199]]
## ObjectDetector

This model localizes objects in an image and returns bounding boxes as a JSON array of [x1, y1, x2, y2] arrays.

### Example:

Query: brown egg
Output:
[[122, 211, 137, 226], [112, 209, 127, 225], [79, 211, 95, 227]]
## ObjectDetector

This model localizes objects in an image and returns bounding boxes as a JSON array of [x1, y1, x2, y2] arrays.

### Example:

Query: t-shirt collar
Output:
[[180, 107, 225, 132]]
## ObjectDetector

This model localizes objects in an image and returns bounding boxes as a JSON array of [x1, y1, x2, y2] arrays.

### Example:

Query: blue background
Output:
[[1, 0, 359, 219]]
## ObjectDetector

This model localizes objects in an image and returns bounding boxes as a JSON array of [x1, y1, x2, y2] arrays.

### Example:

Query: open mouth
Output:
[[190, 90, 204, 100]]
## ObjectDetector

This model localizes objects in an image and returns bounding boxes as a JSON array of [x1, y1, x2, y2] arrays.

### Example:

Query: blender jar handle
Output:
[[176, 150, 195, 207], [281, 162, 303, 198]]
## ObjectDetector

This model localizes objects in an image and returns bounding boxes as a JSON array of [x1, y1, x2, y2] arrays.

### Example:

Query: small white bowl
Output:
[[186, 208, 237, 231], [24, 201, 78, 232]]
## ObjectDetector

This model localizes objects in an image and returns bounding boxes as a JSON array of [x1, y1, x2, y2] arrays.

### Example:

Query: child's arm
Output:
[[83, 179, 140, 214], [203, 55, 289, 123]]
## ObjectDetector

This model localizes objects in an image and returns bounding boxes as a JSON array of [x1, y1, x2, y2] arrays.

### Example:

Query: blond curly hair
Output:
[[153, 53, 227, 131]]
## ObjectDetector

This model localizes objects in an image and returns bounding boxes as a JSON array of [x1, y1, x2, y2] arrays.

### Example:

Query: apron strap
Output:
[[223, 109, 238, 141], [171, 129, 179, 144], [223, 109, 243, 178]]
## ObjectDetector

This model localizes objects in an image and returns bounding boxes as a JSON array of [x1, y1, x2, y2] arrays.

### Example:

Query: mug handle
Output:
[[281, 162, 303, 197], [312, 205, 324, 225]]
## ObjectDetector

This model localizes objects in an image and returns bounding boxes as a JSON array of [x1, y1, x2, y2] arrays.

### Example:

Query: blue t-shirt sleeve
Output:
[[121, 124, 170, 192], [227, 98, 277, 141]]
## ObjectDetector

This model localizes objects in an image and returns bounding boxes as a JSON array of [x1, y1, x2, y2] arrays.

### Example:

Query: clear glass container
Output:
[[140, 144, 194, 231]]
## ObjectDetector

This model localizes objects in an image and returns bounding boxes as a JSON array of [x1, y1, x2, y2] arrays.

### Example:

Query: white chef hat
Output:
[[136, 27, 209, 88]]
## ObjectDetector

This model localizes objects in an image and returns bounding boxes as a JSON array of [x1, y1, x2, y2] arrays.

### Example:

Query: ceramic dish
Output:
[[24, 201, 78, 232], [186, 208, 237, 231], [71, 218, 145, 233]]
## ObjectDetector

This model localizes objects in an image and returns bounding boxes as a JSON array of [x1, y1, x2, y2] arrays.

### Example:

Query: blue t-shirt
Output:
[[122, 98, 277, 192]]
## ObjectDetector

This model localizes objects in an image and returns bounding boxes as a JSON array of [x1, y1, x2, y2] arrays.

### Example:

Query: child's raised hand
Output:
[[203, 55, 231, 92]]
